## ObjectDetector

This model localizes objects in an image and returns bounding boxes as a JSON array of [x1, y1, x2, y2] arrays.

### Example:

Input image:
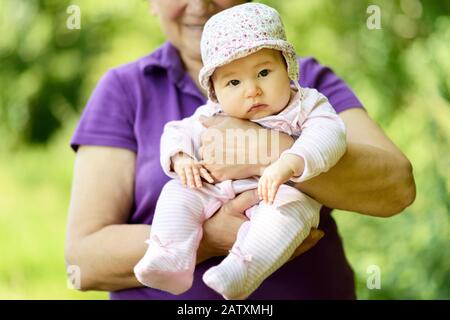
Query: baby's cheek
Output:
[[276, 92, 292, 111], [221, 102, 241, 117]]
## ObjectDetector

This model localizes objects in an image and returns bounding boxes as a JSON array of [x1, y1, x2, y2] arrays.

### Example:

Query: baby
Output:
[[134, 3, 347, 300]]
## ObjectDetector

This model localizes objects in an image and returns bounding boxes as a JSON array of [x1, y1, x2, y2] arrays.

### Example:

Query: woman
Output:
[[65, 0, 415, 299]]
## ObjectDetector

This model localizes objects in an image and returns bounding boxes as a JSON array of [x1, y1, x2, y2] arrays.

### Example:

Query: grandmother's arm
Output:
[[65, 145, 317, 291], [64, 146, 147, 291], [200, 108, 416, 218], [64, 146, 211, 291], [295, 108, 416, 217]]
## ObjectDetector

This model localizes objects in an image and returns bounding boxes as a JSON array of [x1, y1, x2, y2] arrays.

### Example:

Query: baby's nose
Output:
[[245, 83, 262, 98]]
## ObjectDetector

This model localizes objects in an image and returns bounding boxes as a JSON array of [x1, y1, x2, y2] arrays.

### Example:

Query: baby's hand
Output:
[[172, 152, 214, 188], [258, 154, 305, 205]]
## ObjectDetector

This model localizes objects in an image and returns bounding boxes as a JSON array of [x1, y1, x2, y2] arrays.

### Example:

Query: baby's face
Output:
[[211, 48, 292, 120]]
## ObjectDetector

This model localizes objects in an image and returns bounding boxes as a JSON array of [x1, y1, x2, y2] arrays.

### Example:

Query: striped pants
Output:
[[134, 178, 321, 299]]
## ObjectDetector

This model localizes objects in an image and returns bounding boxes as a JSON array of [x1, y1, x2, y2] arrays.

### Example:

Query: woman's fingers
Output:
[[226, 189, 259, 218], [198, 115, 227, 128], [200, 167, 214, 183], [289, 229, 325, 261]]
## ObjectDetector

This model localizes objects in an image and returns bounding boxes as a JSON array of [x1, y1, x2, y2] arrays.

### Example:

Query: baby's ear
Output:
[[209, 79, 217, 101]]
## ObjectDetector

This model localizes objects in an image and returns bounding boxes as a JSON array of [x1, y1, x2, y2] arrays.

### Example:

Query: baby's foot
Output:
[[134, 235, 194, 295], [202, 247, 251, 300]]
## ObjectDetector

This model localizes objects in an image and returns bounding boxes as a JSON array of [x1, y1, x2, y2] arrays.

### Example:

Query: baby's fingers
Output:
[[192, 166, 203, 188], [268, 182, 279, 205], [176, 168, 187, 186], [184, 167, 196, 188], [200, 167, 214, 184], [260, 179, 269, 204]]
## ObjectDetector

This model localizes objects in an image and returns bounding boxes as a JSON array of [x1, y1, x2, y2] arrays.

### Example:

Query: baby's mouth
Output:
[[248, 103, 268, 113]]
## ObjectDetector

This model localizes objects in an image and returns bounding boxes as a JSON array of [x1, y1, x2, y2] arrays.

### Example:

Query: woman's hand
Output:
[[288, 228, 325, 262], [198, 190, 257, 262], [197, 189, 324, 264], [198, 115, 294, 182]]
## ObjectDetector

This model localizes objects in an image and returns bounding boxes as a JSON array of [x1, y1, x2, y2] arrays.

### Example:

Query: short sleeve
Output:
[[70, 69, 137, 152], [299, 57, 365, 114]]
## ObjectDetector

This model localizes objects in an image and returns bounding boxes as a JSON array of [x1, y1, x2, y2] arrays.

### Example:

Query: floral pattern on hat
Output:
[[199, 3, 301, 102]]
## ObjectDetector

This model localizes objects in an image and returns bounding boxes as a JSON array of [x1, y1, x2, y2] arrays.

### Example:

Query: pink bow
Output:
[[145, 234, 173, 249], [229, 247, 252, 263]]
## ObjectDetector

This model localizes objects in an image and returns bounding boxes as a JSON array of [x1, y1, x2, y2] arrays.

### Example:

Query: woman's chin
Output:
[[179, 37, 201, 58]]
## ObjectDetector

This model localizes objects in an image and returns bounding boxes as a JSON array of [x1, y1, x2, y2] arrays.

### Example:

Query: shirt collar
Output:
[[139, 42, 205, 102]]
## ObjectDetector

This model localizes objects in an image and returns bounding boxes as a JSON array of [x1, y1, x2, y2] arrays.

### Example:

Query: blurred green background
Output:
[[0, 0, 448, 299]]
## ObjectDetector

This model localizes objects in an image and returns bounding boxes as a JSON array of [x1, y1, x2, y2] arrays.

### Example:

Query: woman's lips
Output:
[[248, 104, 268, 112], [183, 24, 204, 32]]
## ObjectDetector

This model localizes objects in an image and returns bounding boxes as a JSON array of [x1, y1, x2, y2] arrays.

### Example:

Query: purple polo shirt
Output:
[[71, 41, 364, 300]]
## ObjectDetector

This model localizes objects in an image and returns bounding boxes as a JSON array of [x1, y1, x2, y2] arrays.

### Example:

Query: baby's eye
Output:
[[228, 80, 240, 87], [258, 69, 270, 77]]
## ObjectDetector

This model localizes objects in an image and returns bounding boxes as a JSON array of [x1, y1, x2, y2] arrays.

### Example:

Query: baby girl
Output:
[[134, 3, 346, 300]]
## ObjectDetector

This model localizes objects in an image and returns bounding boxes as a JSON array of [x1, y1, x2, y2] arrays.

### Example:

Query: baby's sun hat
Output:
[[199, 2, 301, 102]]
